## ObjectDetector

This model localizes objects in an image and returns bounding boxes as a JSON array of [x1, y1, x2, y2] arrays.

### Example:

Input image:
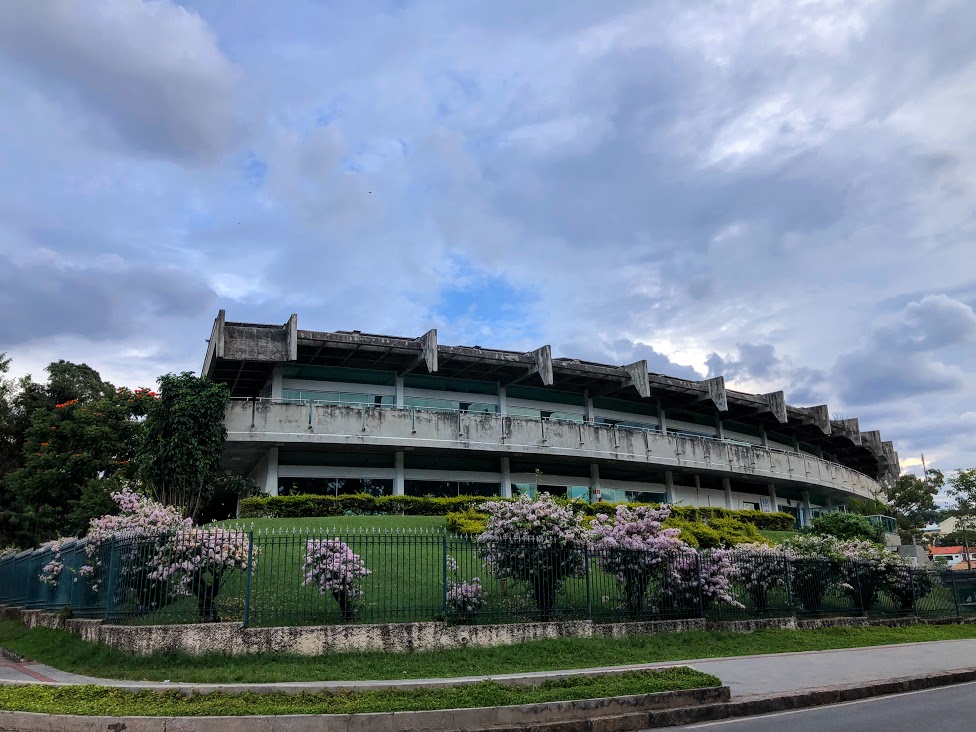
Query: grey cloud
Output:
[[557, 338, 703, 382], [0, 0, 239, 164], [0, 255, 216, 346]]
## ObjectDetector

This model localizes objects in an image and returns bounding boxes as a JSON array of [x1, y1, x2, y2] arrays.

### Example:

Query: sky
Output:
[[0, 0, 974, 483]]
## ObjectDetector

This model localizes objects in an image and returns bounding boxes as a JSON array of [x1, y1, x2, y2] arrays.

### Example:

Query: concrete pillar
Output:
[[394, 452, 405, 495], [694, 475, 702, 504], [395, 375, 404, 407], [497, 385, 507, 415], [722, 477, 733, 509], [267, 447, 279, 496], [590, 464, 601, 501], [657, 399, 668, 434], [584, 390, 594, 422], [768, 483, 777, 513], [664, 471, 676, 504], [801, 490, 812, 527], [500, 457, 512, 498], [826, 496, 834, 511], [271, 365, 283, 400], [761, 427, 769, 449], [792, 436, 801, 454], [715, 417, 725, 441]]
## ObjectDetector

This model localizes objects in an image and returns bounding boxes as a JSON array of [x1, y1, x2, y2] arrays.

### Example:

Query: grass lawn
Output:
[[759, 530, 799, 543], [0, 668, 717, 716], [210, 515, 448, 532], [5, 619, 976, 684]]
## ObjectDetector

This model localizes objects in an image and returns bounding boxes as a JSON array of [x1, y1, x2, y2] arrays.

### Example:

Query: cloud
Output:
[[0, 0, 240, 163]]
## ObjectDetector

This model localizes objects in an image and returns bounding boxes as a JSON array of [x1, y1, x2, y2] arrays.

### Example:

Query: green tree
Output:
[[947, 468, 976, 539], [885, 469, 942, 543], [809, 512, 884, 543], [1, 372, 156, 546], [137, 372, 230, 520]]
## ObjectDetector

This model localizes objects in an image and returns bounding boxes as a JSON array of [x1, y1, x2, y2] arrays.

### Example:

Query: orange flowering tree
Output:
[[1, 362, 157, 547]]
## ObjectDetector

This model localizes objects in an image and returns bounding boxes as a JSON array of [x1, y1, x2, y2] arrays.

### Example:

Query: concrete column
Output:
[[801, 490, 812, 527], [761, 427, 769, 449], [500, 457, 512, 498], [395, 375, 404, 407], [694, 475, 702, 504], [664, 471, 676, 504], [657, 399, 668, 434], [267, 447, 279, 496], [590, 463, 601, 501], [768, 483, 777, 512], [722, 477, 733, 509], [792, 435, 801, 454], [497, 385, 507, 415], [715, 417, 725, 441], [394, 452, 405, 495], [826, 496, 834, 511], [271, 365, 283, 400], [584, 390, 594, 422]]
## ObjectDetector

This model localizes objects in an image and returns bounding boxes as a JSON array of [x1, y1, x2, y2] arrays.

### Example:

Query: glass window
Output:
[[404, 396, 459, 411], [508, 406, 542, 419], [283, 389, 394, 407]]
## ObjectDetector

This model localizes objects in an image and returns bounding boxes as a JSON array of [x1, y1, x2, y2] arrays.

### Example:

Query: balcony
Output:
[[224, 399, 882, 498]]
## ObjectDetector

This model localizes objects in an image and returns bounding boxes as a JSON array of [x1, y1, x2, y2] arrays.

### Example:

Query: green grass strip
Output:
[[4, 620, 976, 684], [0, 668, 716, 716]]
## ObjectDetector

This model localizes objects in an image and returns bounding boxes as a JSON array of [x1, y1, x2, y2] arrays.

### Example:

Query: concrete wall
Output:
[[2, 605, 933, 658], [225, 401, 881, 500]]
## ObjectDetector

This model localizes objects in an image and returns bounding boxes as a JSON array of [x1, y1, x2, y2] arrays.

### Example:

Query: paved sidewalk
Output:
[[2, 638, 976, 697]]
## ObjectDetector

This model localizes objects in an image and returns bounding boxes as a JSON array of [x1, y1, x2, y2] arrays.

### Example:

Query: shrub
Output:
[[239, 494, 496, 519], [446, 508, 488, 537], [730, 544, 790, 612], [810, 513, 884, 543], [301, 538, 370, 621], [477, 493, 588, 621], [444, 555, 484, 622], [663, 519, 723, 549]]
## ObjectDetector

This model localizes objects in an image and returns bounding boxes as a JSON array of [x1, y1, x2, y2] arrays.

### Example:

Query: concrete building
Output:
[[203, 311, 900, 526]]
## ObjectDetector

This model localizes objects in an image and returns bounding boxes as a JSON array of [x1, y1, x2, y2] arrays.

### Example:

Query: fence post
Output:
[[442, 532, 448, 618], [909, 567, 918, 618], [854, 561, 866, 616], [951, 572, 961, 621], [104, 538, 118, 622], [783, 555, 794, 614], [694, 552, 705, 619], [242, 531, 254, 629], [584, 544, 592, 621]]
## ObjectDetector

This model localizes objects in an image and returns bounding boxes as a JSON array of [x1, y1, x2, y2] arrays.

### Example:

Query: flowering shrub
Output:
[[302, 538, 371, 620], [591, 505, 740, 614], [477, 493, 588, 620], [77, 485, 257, 620], [444, 555, 484, 622], [730, 543, 791, 612], [781, 534, 845, 611], [38, 539, 71, 588]]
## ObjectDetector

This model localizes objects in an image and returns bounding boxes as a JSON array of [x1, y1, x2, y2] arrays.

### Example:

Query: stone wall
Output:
[[0, 605, 957, 657]]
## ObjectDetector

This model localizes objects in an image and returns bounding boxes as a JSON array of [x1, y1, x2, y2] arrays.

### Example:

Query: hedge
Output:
[[240, 493, 797, 531]]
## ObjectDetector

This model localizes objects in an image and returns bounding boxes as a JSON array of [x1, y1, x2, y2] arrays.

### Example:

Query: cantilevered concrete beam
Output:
[[804, 405, 831, 435], [760, 391, 788, 424], [698, 376, 728, 412], [508, 345, 554, 386], [841, 418, 861, 445], [399, 329, 439, 375], [286, 314, 298, 361], [201, 309, 226, 376], [622, 360, 651, 398], [861, 429, 883, 454]]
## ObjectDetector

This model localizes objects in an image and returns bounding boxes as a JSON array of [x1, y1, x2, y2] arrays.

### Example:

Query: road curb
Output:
[[0, 684, 730, 731], [645, 667, 976, 727]]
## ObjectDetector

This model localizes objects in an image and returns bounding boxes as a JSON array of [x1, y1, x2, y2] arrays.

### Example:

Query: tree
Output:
[[0, 361, 155, 547], [137, 373, 230, 521], [947, 468, 976, 547], [885, 469, 941, 543]]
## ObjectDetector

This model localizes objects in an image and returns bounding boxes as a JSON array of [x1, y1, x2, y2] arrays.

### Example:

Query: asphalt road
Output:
[[663, 680, 976, 731]]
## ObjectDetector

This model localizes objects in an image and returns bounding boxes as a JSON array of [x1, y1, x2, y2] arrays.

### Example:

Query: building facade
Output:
[[203, 311, 900, 525]]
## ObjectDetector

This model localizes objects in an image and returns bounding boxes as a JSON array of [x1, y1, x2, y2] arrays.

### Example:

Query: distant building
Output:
[[202, 311, 900, 526], [929, 546, 975, 566]]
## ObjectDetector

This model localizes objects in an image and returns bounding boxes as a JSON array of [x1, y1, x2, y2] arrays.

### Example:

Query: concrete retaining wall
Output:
[[0, 605, 954, 658], [0, 686, 730, 732]]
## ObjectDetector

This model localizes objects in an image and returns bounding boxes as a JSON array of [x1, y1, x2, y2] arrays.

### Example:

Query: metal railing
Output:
[[229, 397, 879, 492], [1, 530, 968, 628]]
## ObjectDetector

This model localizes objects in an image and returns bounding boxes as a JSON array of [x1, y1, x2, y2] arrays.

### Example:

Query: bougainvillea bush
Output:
[[301, 538, 371, 620], [477, 492, 588, 620]]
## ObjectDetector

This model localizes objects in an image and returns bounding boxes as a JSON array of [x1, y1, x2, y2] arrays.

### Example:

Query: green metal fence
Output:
[[1, 529, 972, 627]]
